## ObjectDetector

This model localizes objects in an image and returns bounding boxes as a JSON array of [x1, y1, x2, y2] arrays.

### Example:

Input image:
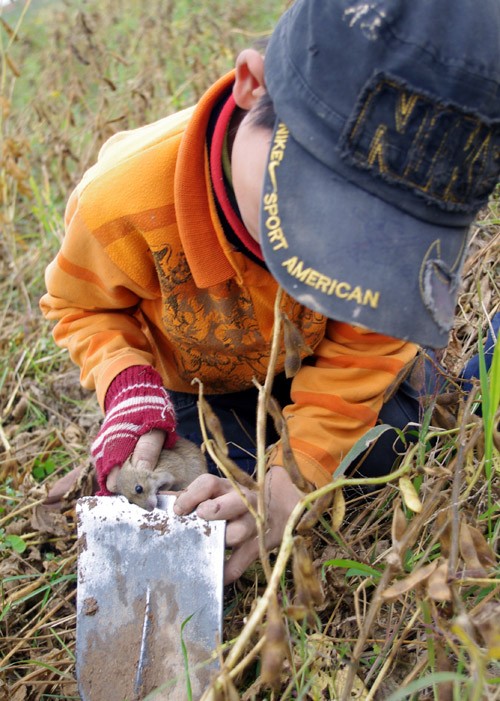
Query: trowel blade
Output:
[[76, 495, 225, 701]]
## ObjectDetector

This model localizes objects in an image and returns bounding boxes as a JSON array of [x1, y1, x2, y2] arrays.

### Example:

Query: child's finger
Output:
[[197, 490, 256, 523], [132, 429, 166, 470], [173, 474, 232, 514], [223, 512, 257, 547], [223, 540, 260, 585]]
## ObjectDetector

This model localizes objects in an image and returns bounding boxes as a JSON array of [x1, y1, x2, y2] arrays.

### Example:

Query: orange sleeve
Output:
[[40, 193, 160, 410], [39, 98, 194, 410], [270, 320, 418, 487]]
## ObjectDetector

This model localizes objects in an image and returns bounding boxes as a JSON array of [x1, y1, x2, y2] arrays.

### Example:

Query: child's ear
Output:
[[233, 49, 266, 110]]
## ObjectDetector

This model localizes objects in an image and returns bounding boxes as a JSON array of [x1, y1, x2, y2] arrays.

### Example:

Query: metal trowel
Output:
[[76, 495, 226, 701]]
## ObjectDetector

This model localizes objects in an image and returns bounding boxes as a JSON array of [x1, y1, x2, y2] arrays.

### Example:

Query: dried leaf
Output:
[[459, 522, 488, 575], [282, 312, 313, 378], [427, 560, 452, 601], [310, 670, 337, 699], [30, 504, 69, 537], [461, 522, 496, 569], [332, 666, 369, 699], [5, 517, 30, 536], [330, 488, 346, 532], [471, 602, 500, 658], [63, 423, 85, 447], [11, 396, 29, 422], [399, 476, 422, 513], [436, 391, 462, 406], [382, 561, 438, 600]]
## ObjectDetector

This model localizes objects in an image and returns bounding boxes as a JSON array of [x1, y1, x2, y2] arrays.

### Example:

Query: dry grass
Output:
[[1, 1, 499, 700]]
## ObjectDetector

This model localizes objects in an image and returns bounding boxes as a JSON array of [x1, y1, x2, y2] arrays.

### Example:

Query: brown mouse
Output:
[[115, 436, 208, 511]]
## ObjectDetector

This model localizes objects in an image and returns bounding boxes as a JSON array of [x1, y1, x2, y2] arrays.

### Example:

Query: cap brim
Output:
[[260, 121, 469, 348]]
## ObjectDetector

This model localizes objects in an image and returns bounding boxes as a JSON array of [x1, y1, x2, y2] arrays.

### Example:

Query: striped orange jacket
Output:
[[40, 71, 418, 488]]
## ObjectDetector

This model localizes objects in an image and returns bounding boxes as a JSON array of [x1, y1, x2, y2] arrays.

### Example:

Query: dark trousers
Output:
[[170, 373, 421, 480]]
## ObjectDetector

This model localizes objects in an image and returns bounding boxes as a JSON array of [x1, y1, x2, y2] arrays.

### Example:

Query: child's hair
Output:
[[249, 91, 276, 130]]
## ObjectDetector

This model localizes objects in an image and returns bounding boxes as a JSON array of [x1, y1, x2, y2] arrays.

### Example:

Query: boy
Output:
[[41, 0, 500, 584]]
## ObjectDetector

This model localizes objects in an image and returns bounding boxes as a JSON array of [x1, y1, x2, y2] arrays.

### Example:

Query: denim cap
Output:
[[260, 0, 500, 348]]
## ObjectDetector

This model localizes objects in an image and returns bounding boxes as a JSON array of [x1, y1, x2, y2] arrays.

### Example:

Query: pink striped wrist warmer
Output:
[[91, 365, 177, 495]]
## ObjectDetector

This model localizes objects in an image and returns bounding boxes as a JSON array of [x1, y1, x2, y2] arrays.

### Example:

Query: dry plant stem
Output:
[[462, 444, 493, 499], [203, 456, 418, 700], [194, 379, 259, 522], [0, 0, 32, 94], [3, 578, 49, 608], [228, 635, 266, 681], [2, 339, 41, 418], [469, 585, 500, 614], [399, 654, 428, 688], [364, 606, 421, 699], [339, 469, 447, 701], [449, 391, 482, 587], [1, 594, 72, 668], [10, 657, 74, 691], [461, 229, 500, 275], [0, 423, 11, 452], [340, 563, 397, 701], [0, 497, 47, 527], [254, 286, 284, 582], [354, 579, 370, 631]]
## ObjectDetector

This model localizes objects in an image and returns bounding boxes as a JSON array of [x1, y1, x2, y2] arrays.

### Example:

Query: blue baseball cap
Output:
[[260, 0, 500, 348]]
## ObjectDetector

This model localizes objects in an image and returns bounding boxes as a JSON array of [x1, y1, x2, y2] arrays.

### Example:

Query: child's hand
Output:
[[92, 366, 177, 495], [106, 428, 166, 493], [174, 466, 303, 584]]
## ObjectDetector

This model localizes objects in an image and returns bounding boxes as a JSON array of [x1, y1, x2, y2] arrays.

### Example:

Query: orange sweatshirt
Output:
[[40, 72, 418, 488]]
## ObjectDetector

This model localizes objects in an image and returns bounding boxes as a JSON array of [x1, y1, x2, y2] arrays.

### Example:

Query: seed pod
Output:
[[297, 492, 332, 533], [268, 396, 310, 492], [260, 594, 288, 689], [292, 535, 324, 610], [330, 488, 346, 532], [433, 403, 457, 430], [282, 312, 313, 378], [391, 501, 407, 548], [427, 559, 451, 601], [399, 476, 422, 513], [210, 441, 258, 491], [198, 395, 229, 456]]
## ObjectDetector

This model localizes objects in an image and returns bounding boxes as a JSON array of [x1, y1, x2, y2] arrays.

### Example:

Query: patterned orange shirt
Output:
[[40, 72, 418, 487]]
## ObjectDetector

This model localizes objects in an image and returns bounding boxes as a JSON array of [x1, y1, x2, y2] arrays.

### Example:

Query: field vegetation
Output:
[[0, 1, 499, 699]]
